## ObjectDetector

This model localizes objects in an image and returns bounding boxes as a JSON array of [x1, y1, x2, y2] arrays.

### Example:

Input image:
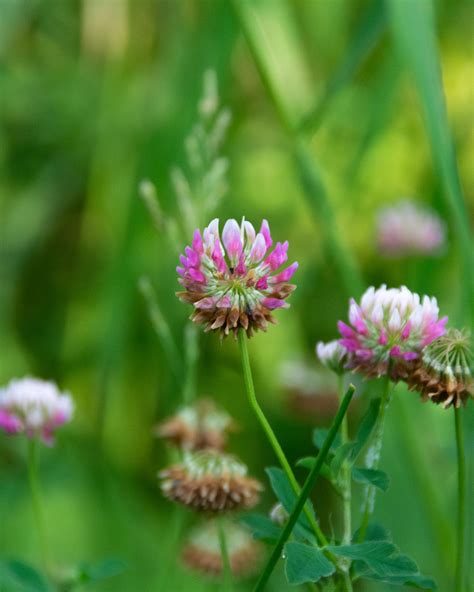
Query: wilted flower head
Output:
[[0, 377, 74, 445], [338, 285, 448, 378], [407, 329, 473, 408], [280, 360, 339, 420], [182, 520, 262, 578], [159, 449, 262, 512], [176, 218, 297, 338], [316, 340, 348, 375], [153, 398, 234, 451], [376, 200, 446, 256]]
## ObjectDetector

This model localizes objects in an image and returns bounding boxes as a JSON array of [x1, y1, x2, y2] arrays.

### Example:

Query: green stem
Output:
[[27, 439, 50, 577], [338, 375, 352, 546], [338, 376, 353, 592], [455, 407, 466, 592], [254, 385, 356, 592], [358, 375, 393, 542], [238, 329, 327, 547], [183, 323, 199, 404], [217, 517, 233, 592]]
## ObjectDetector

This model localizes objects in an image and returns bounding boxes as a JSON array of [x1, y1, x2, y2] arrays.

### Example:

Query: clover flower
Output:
[[182, 520, 262, 578], [269, 502, 288, 526], [0, 378, 74, 445], [338, 285, 448, 378], [159, 449, 262, 512], [316, 340, 348, 375], [407, 329, 473, 408], [280, 360, 339, 420], [176, 218, 298, 338], [153, 398, 235, 451], [376, 200, 446, 256]]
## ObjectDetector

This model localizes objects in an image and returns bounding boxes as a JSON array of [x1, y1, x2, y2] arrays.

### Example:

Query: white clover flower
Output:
[[316, 340, 348, 374], [0, 377, 74, 445]]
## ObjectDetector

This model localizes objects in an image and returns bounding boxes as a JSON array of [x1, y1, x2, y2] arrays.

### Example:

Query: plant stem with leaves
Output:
[[238, 329, 328, 548], [254, 385, 356, 592], [455, 407, 467, 592], [358, 375, 393, 541]]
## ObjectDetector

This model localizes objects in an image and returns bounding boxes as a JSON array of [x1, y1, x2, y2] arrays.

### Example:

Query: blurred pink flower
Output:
[[376, 200, 446, 256], [176, 218, 297, 337], [0, 377, 74, 445], [338, 285, 448, 378]]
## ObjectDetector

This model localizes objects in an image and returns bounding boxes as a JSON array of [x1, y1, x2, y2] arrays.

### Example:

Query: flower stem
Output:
[[254, 385, 356, 592], [217, 517, 233, 592], [358, 374, 393, 542], [237, 329, 327, 547], [338, 375, 353, 592], [455, 407, 466, 592], [27, 439, 50, 577], [338, 375, 352, 546]]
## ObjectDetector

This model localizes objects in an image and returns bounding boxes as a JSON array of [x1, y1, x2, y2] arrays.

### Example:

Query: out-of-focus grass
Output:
[[0, 1, 473, 590]]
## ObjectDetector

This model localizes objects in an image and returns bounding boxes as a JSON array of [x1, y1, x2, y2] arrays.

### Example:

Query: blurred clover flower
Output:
[[176, 218, 297, 338], [269, 502, 288, 526], [159, 449, 262, 512], [407, 328, 473, 408], [153, 398, 235, 451], [338, 285, 448, 379], [182, 520, 261, 578], [376, 199, 446, 257], [316, 340, 348, 375], [280, 359, 340, 420], [0, 377, 74, 445]]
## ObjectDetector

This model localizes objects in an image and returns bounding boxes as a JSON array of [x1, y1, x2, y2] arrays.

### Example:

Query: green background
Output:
[[1, 0, 473, 590]]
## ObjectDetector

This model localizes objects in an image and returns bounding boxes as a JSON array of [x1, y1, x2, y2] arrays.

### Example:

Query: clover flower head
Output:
[[159, 449, 262, 512], [182, 520, 262, 578], [376, 200, 446, 256], [0, 377, 74, 445], [338, 285, 448, 378], [316, 339, 348, 375], [153, 398, 235, 451], [176, 218, 298, 338], [280, 359, 340, 420], [407, 328, 473, 408], [269, 502, 288, 526]]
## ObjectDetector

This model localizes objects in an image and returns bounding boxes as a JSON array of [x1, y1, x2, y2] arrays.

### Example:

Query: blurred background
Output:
[[1, 0, 473, 590]]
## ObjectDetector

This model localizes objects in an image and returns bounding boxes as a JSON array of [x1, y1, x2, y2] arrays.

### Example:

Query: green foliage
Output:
[[352, 467, 390, 492], [327, 541, 436, 588], [239, 513, 281, 543], [74, 559, 127, 588], [265, 467, 316, 541], [350, 397, 382, 462], [0, 561, 51, 592], [283, 542, 335, 585]]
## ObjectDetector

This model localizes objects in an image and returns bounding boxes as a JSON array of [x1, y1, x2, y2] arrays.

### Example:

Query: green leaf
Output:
[[328, 542, 427, 581], [352, 467, 390, 492], [265, 467, 316, 537], [312, 428, 341, 453], [350, 397, 381, 462], [77, 558, 126, 586], [328, 541, 396, 561], [330, 441, 357, 475], [355, 562, 436, 589], [284, 542, 335, 585], [352, 523, 391, 543], [0, 560, 51, 592], [239, 513, 281, 543]]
